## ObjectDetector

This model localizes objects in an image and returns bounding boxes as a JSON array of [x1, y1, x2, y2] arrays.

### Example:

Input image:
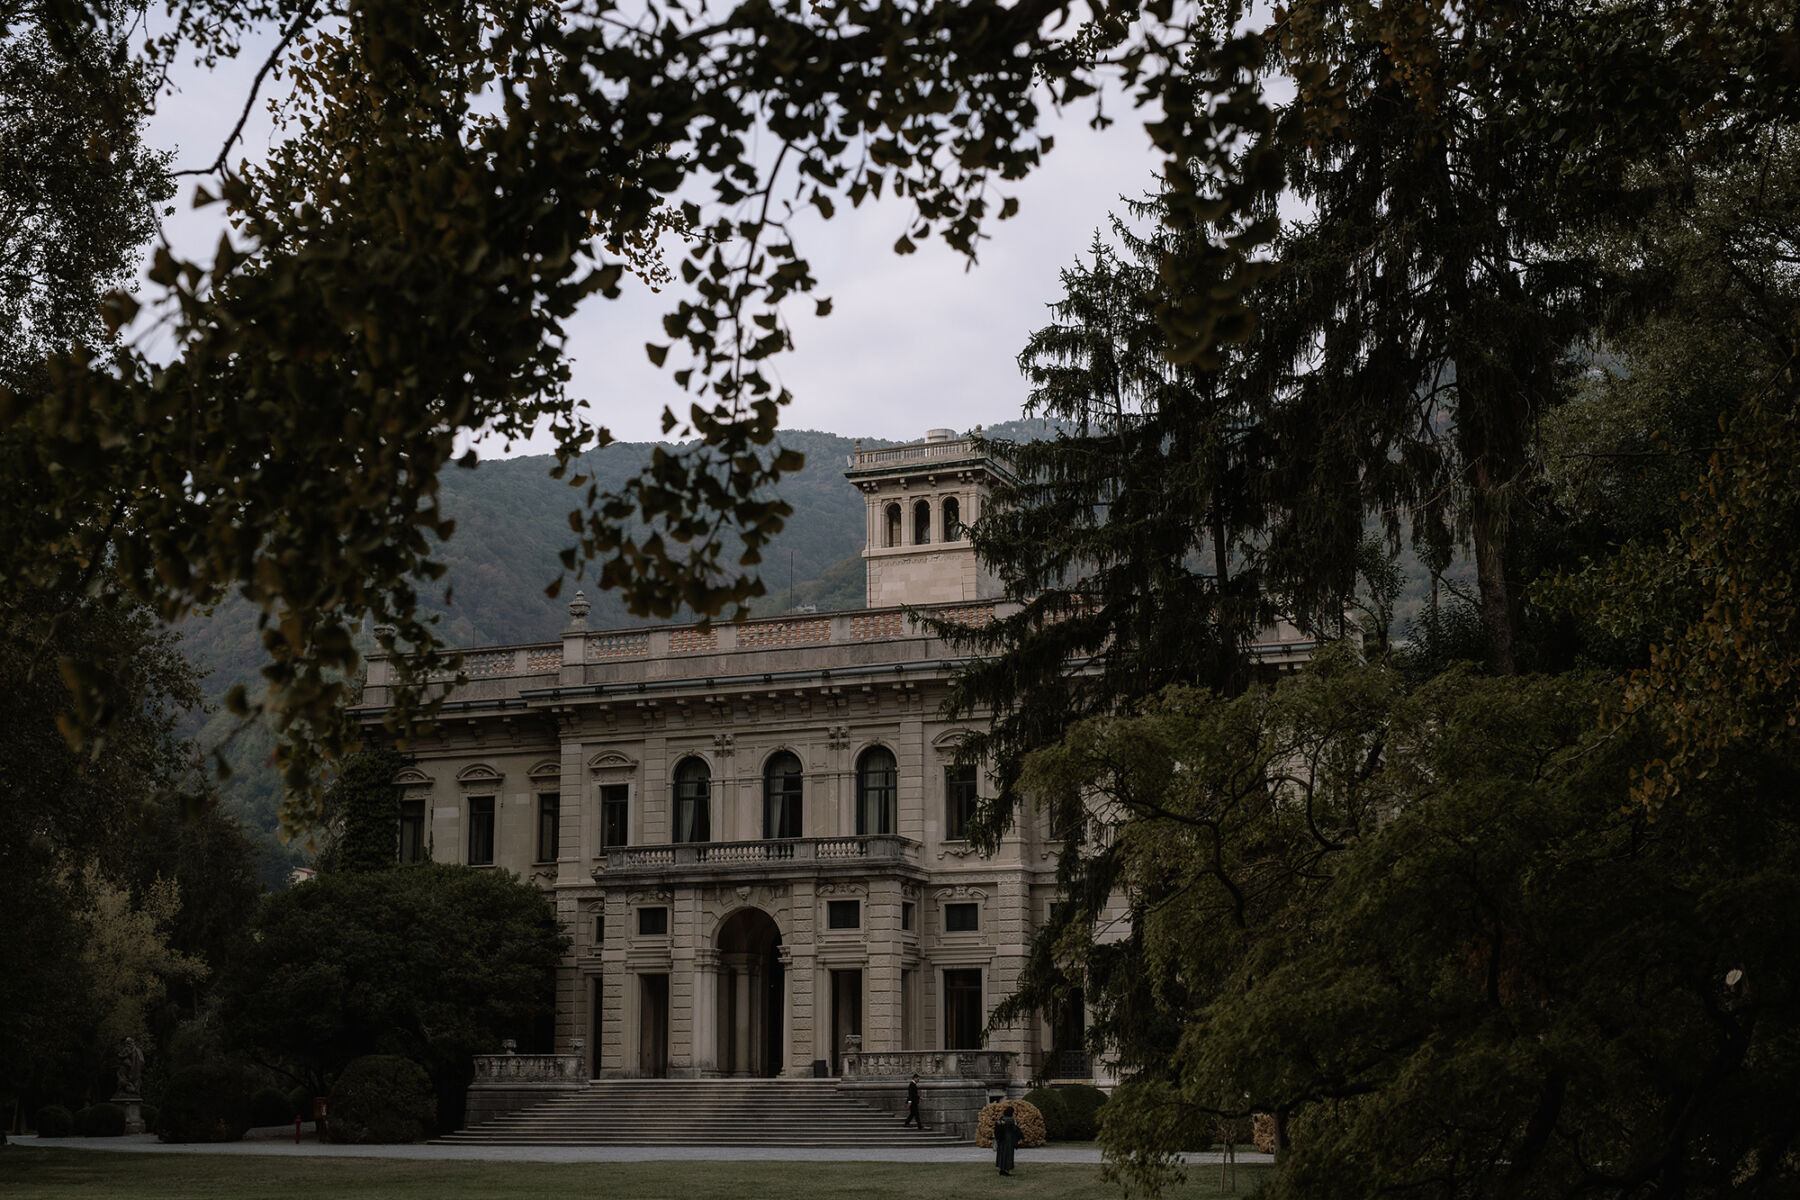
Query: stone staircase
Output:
[[437, 1079, 969, 1147]]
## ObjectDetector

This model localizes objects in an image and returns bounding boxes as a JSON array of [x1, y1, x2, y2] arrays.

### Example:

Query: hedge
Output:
[[328, 1054, 436, 1144]]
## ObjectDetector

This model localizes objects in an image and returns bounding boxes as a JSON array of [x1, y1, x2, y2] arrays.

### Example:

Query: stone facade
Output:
[[356, 432, 1316, 1087]]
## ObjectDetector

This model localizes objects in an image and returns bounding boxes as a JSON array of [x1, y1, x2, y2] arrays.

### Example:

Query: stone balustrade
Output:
[[840, 1049, 1017, 1083], [471, 1053, 586, 1084], [597, 835, 919, 883]]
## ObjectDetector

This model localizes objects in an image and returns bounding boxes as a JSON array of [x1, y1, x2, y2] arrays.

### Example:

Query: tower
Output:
[[843, 428, 1014, 608]]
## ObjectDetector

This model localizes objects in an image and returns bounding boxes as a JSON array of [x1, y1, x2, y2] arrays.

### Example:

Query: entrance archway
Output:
[[716, 908, 784, 1077]]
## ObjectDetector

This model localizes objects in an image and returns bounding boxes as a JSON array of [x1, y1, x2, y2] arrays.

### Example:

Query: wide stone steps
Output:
[[439, 1079, 968, 1147]]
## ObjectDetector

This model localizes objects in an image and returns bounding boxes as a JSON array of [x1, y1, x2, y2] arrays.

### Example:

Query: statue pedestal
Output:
[[112, 1093, 145, 1135]]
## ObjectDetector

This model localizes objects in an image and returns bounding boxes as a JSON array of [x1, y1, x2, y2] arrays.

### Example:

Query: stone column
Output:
[[778, 945, 796, 1077], [691, 947, 721, 1076]]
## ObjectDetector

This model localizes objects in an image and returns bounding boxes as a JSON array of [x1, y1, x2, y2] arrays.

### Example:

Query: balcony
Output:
[[594, 835, 923, 885]]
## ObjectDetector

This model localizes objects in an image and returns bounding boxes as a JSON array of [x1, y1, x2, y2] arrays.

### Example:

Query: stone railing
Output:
[[849, 439, 979, 468], [598, 835, 918, 880], [471, 1053, 585, 1084], [841, 1049, 1016, 1083]]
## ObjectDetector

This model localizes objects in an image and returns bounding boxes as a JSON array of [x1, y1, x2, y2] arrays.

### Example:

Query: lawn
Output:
[[0, 1148, 1265, 1200]]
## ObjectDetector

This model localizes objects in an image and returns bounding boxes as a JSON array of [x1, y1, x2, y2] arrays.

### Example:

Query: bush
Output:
[[975, 1099, 1047, 1149], [251, 1086, 294, 1127], [35, 1105, 73, 1138], [287, 1085, 314, 1122], [1022, 1088, 1070, 1139], [1058, 1083, 1109, 1142], [157, 1063, 252, 1143], [141, 1104, 159, 1134], [328, 1054, 435, 1144], [78, 1103, 127, 1137], [1253, 1113, 1277, 1154]]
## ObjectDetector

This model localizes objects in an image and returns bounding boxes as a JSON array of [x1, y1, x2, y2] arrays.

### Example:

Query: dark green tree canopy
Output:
[[223, 863, 568, 1103]]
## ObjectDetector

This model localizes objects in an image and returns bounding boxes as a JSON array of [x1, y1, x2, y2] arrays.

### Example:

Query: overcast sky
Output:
[[144, 32, 1166, 453]]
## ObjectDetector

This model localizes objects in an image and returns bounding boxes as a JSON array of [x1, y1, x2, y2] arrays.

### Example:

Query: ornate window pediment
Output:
[[587, 751, 637, 773], [392, 767, 435, 790], [455, 763, 504, 791], [528, 760, 562, 782]]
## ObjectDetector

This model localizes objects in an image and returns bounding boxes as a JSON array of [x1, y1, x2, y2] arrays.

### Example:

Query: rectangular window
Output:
[[601, 784, 629, 848], [398, 799, 425, 863], [468, 796, 495, 866], [945, 764, 978, 840], [637, 907, 668, 936], [536, 792, 560, 862], [902, 902, 916, 932], [945, 902, 980, 933], [827, 900, 861, 930], [594, 916, 605, 945]]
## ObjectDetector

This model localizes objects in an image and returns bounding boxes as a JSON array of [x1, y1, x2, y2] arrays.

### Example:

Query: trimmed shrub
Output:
[[141, 1104, 159, 1134], [328, 1055, 435, 1145], [287, 1085, 313, 1122], [1253, 1113, 1277, 1154], [35, 1105, 73, 1138], [1022, 1088, 1070, 1140], [251, 1087, 294, 1127], [79, 1103, 127, 1137], [975, 1099, 1047, 1149], [157, 1063, 252, 1143], [1057, 1083, 1109, 1142]]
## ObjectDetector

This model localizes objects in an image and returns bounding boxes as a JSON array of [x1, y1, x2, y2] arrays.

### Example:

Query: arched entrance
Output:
[[716, 908, 784, 1077]]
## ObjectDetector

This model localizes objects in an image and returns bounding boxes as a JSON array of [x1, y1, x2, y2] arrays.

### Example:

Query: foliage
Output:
[[327, 1054, 436, 1145], [1022, 1087, 1070, 1140], [314, 748, 410, 873], [0, 0, 171, 393], [975, 1099, 1047, 1150], [154, 1062, 251, 1143], [76, 1103, 126, 1137], [71, 870, 208, 1054], [249, 1087, 293, 1128], [1056, 1085, 1108, 1143], [222, 863, 567, 1126], [286, 1085, 313, 1122], [33, 1105, 72, 1138], [0, 584, 210, 1114]]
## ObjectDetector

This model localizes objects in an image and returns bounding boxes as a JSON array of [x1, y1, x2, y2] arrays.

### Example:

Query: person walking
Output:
[[994, 1104, 1020, 1176], [902, 1074, 925, 1129]]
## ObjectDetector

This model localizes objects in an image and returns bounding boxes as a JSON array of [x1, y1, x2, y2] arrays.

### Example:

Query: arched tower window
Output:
[[856, 746, 898, 836], [763, 751, 803, 839], [913, 499, 931, 545], [673, 757, 711, 843], [884, 502, 902, 548], [943, 496, 961, 541]]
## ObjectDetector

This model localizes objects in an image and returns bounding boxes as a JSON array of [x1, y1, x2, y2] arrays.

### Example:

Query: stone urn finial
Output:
[[502, 1038, 518, 1055], [568, 589, 590, 629]]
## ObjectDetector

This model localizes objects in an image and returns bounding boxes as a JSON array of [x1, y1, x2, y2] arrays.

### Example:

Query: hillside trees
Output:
[[2, 0, 1280, 831]]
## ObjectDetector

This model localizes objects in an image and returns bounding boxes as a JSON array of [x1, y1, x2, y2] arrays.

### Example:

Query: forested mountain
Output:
[[175, 420, 1055, 871]]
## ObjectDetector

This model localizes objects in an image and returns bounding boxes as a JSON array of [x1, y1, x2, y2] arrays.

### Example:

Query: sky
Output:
[[142, 22, 1168, 454]]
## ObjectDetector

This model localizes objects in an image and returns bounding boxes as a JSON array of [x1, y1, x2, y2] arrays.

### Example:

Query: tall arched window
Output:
[[884, 502, 902, 547], [673, 757, 711, 843], [913, 499, 931, 545], [943, 496, 961, 541], [856, 746, 898, 836], [763, 751, 803, 839]]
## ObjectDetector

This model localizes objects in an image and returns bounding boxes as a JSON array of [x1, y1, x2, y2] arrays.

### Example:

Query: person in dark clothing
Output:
[[903, 1074, 925, 1128], [994, 1104, 1020, 1175]]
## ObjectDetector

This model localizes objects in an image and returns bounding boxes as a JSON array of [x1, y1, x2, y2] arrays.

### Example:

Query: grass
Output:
[[0, 1148, 1267, 1200]]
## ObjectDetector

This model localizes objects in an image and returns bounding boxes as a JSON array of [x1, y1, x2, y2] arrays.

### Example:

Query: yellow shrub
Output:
[[975, 1099, 1048, 1148]]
